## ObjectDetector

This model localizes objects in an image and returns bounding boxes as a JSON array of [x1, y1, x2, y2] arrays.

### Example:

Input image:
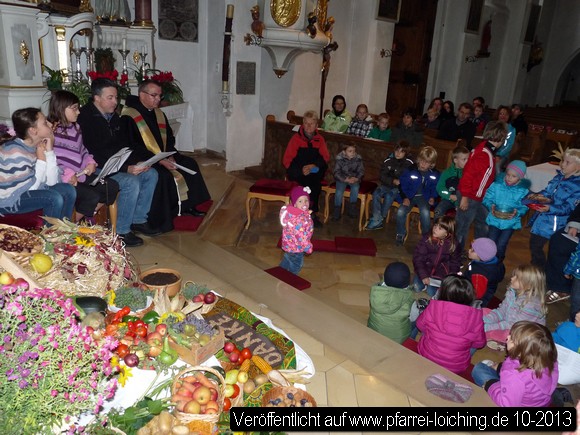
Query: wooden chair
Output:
[[92, 194, 119, 234], [385, 201, 435, 242], [322, 180, 377, 231], [245, 179, 297, 229]]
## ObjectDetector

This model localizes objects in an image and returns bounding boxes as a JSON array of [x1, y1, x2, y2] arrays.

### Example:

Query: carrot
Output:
[[180, 381, 196, 393], [172, 393, 192, 404], [194, 372, 215, 389], [182, 375, 197, 384]]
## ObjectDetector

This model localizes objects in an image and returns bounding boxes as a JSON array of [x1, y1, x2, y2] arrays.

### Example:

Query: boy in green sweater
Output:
[[368, 112, 392, 142], [434, 145, 470, 218]]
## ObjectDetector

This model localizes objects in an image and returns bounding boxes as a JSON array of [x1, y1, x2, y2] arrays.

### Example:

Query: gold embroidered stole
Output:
[[122, 106, 188, 201]]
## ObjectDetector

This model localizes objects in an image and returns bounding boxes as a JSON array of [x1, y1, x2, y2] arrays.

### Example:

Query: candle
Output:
[[122, 38, 127, 51], [142, 45, 147, 54], [226, 4, 234, 19], [85, 34, 90, 48], [74, 39, 79, 50]]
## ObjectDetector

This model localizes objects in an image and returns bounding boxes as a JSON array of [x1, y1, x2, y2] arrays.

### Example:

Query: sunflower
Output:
[[111, 357, 133, 387], [74, 235, 96, 247]]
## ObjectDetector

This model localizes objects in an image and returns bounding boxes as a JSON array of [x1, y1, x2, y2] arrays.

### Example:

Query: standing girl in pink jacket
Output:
[[279, 186, 314, 274], [472, 321, 558, 407], [417, 275, 486, 374]]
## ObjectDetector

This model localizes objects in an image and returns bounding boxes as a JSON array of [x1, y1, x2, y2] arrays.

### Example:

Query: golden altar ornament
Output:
[[270, 0, 301, 27], [19, 40, 30, 64]]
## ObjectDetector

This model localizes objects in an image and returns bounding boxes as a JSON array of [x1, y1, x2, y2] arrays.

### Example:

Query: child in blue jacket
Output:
[[395, 146, 440, 245], [482, 160, 530, 261]]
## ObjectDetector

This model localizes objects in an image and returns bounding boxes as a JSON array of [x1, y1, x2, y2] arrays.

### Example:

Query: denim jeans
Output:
[[334, 181, 360, 207], [471, 362, 500, 387], [455, 196, 489, 250], [396, 196, 431, 238], [434, 199, 455, 219], [413, 275, 438, 297], [110, 169, 158, 234], [369, 185, 398, 224], [570, 277, 580, 322], [0, 183, 76, 222], [279, 252, 305, 275], [487, 225, 514, 261]]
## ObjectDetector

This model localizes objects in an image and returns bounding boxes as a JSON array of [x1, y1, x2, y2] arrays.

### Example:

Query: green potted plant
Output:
[[64, 80, 91, 106], [42, 64, 65, 91], [108, 284, 154, 314]]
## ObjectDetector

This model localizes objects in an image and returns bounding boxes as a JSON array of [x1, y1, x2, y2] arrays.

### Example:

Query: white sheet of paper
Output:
[[90, 147, 132, 186], [174, 162, 197, 175], [562, 232, 579, 244], [136, 151, 176, 168]]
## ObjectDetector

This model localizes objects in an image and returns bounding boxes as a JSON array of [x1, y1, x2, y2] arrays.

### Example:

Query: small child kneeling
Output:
[[367, 262, 414, 344]]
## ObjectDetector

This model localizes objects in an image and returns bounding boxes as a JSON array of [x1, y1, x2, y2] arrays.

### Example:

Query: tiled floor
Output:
[[129, 153, 573, 433]]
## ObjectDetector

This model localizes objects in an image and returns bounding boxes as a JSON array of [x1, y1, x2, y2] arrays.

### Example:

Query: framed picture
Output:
[[376, 0, 401, 23], [524, 4, 541, 44], [465, 0, 484, 34]]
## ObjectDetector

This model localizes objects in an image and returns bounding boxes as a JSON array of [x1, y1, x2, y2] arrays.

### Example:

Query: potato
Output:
[[171, 426, 190, 435], [157, 411, 173, 433], [254, 374, 268, 386], [243, 379, 256, 394]]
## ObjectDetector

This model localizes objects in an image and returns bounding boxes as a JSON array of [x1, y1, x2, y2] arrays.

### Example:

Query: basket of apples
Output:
[[181, 282, 218, 314], [171, 365, 226, 424]]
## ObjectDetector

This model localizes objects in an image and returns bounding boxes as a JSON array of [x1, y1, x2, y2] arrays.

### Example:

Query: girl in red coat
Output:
[[417, 275, 486, 375], [412, 215, 462, 296]]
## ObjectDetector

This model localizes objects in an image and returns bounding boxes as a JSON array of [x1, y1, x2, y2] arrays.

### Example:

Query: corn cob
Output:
[[251, 355, 273, 374], [239, 358, 251, 373]]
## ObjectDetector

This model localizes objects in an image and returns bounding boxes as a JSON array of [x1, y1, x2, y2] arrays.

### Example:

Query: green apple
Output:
[[0, 271, 15, 285], [224, 384, 235, 398], [224, 369, 239, 385], [237, 371, 249, 383]]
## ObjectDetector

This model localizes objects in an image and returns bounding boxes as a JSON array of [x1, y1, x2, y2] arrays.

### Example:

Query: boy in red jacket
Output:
[[455, 121, 508, 251]]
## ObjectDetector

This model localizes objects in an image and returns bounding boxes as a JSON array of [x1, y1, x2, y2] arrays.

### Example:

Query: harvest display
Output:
[[0, 221, 315, 434]]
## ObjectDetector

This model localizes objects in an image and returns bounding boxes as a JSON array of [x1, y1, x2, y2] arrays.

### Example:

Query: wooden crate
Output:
[[169, 329, 225, 366]]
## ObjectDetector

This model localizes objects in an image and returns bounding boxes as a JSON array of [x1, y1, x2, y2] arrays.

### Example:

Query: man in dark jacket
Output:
[[77, 78, 160, 247], [438, 102, 476, 147]]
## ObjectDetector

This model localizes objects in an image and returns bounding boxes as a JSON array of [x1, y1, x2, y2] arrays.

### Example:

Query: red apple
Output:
[[155, 324, 167, 336], [204, 292, 216, 304], [193, 294, 205, 303], [228, 350, 240, 363], [209, 387, 218, 401], [177, 387, 193, 398], [223, 342, 236, 353], [14, 277, 29, 289], [205, 400, 219, 414], [192, 386, 211, 405]]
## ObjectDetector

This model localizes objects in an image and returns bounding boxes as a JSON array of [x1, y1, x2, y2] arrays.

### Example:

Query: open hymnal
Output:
[[136, 151, 176, 168], [90, 147, 132, 186]]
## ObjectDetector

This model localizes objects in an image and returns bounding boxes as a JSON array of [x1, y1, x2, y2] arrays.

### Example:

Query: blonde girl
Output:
[[412, 215, 462, 296], [483, 264, 546, 348], [472, 321, 558, 407], [528, 147, 580, 267]]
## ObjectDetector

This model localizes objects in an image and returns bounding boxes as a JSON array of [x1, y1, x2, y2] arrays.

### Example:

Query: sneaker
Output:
[[131, 222, 161, 237], [365, 221, 383, 230], [480, 359, 495, 367], [395, 234, 405, 246], [119, 231, 144, 247], [486, 340, 506, 352]]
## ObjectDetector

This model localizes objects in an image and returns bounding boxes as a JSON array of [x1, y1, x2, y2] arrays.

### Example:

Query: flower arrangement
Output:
[[0, 280, 118, 433], [135, 68, 184, 106], [88, 69, 131, 102]]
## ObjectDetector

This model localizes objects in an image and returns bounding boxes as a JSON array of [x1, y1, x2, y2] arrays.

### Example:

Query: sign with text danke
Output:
[[206, 312, 284, 366]]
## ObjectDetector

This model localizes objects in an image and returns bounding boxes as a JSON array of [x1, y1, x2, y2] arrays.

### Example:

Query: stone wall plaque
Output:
[[158, 0, 198, 42], [236, 61, 255, 95]]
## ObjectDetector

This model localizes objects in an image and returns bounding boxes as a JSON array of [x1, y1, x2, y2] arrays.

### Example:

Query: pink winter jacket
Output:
[[280, 205, 313, 254], [488, 357, 558, 407], [417, 300, 486, 373]]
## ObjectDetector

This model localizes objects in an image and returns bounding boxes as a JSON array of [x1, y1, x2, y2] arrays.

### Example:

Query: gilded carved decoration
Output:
[[270, 0, 301, 27], [315, 0, 328, 31]]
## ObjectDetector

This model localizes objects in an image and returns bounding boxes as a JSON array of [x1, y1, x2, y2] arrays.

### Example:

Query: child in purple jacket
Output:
[[279, 186, 314, 274], [472, 321, 558, 407]]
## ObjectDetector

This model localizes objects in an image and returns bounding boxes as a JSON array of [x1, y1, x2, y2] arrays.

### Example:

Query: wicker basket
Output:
[[171, 365, 226, 424], [262, 386, 317, 407], [0, 224, 44, 265]]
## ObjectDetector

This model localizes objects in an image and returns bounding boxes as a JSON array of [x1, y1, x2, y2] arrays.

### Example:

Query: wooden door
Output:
[[386, 0, 438, 119]]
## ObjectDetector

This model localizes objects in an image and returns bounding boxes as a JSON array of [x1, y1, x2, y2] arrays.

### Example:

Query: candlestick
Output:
[[122, 38, 127, 51], [85, 48, 94, 82], [118, 49, 130, 76], [226, 4, 234, 19], [142, 45, 147, 55], [71, 47, 83, 82]]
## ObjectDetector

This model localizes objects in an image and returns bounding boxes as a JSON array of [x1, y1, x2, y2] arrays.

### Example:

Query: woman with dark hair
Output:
[[391, 108, 423, 149], [321, 94, 352, 133], [440, 100, 455, 121], [0, 107, 76, 221]]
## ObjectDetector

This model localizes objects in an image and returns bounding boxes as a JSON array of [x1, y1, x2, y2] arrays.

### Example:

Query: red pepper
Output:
[[127, 321, 136, 332], [112, 306, 131, 323], [135, 325, 148, 338], [134, 320, 146, 329]]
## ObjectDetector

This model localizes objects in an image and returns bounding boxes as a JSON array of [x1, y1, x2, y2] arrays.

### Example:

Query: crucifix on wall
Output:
[[320, 41, 338, 119]]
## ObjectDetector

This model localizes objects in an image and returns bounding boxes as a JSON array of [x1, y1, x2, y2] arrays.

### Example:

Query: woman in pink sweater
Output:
[[417, 275, 486, 374]]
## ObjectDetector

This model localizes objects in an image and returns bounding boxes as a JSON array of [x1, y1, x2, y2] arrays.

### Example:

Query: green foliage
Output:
[[64, 80, 91, 106], [181, 281, 210, 300], [94, 48, 116, 73], [42, 64, 66, 90], [114, 285, 153, 311]]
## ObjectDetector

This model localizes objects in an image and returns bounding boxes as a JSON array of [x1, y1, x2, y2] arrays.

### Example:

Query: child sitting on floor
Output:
[[482, 160, 530, 261], [279, 186, 314, 275], [412, 215, 461, 297], [472, 321, 558, 407], [367, 262, 414, 344], [483, 264, 546, 349], [332, 144, 364, 221], [462, 238, 505, 307], [417, 275, 486, 374]]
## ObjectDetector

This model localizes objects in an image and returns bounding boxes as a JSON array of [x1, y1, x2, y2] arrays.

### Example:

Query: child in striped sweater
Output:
[[49, 90, 119, 222]]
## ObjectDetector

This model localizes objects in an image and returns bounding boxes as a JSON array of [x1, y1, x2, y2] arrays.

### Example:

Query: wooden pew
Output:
[[263, 115, 456, 183]]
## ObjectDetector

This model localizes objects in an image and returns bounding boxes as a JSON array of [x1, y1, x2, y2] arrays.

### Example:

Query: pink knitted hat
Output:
[[290, 186, 311, 206]]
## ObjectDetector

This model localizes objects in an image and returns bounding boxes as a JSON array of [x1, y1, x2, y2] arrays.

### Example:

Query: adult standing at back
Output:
[[438, 102, 476, 147], [120, 80, 211, 234], [283, 110, 330, 227], [77, 78, 160, 247], [321, 95, 352, 133]]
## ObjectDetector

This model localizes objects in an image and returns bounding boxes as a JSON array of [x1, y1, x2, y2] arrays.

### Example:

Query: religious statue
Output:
[[478, 19, 492, 57], [323, 16, 335, 40], [306, 12, 317, 38], [527, 38, 544, 72], [79, 0, 93, 13], [250, 5, 265, 38]]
